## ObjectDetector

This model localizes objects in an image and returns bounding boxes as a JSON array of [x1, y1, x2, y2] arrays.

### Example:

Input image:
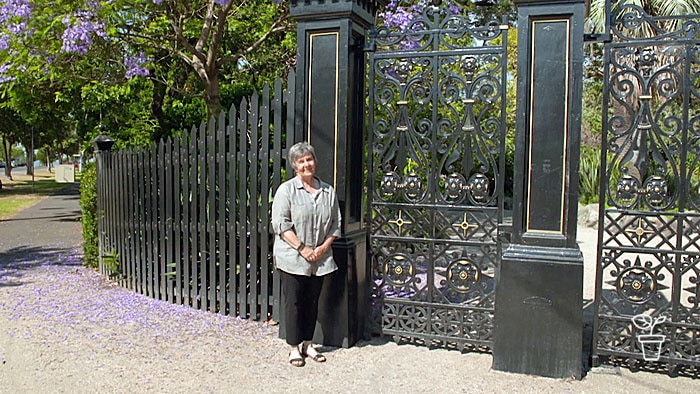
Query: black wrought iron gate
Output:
[[366, 5, 508, 349], [592, 3, 700, 372]]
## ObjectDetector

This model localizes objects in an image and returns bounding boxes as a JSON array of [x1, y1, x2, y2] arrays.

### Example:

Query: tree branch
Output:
[[216, 13, 289, 68], [195, 1, 218, 53], [208, 1, 241, 72], [164, 8, 207, 66]]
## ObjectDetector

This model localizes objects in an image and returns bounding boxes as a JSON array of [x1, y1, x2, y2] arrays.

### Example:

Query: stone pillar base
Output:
[[493, 244, 584, 379]]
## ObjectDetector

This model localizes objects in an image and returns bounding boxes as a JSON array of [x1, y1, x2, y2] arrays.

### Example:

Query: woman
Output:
[[271, 142, 342, 367]]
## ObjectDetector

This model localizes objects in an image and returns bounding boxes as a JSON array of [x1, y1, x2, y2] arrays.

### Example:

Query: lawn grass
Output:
[[0, 169, 80, 221]]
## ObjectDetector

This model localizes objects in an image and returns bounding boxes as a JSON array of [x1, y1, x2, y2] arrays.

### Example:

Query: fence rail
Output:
[[95, 71, 296, 320]]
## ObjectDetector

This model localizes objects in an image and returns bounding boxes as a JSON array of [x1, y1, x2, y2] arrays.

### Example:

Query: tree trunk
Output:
[[2, 137, 13, 180], [204, 69, 221, 119], [46, 148, 52, 173], [26, 150, 33, 176], [21, 136, 34, 176]]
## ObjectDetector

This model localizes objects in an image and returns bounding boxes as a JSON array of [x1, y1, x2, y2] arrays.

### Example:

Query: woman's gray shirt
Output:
[[271, 176, 342, 276]]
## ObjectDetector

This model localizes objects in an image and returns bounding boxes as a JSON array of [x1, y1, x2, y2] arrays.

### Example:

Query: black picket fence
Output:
[[95, 71, 296, 321]]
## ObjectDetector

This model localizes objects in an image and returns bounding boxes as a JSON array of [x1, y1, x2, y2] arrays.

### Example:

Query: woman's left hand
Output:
[[313, 245, 326, 261], [301, 246, 317, 263]]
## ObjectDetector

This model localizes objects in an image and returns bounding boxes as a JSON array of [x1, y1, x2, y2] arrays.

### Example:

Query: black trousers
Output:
[[280, 270, 324, 346]]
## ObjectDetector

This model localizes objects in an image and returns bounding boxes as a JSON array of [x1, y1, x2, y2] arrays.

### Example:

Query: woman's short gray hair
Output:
[[288, 141, 316, 165]]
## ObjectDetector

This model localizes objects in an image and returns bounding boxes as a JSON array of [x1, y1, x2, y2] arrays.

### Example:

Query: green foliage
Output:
[[503, 27, 518, 205], [37, 146, 55, 167], [587, 0, 700, 36], [79, 162, 99, 268], [106, 0, 293, 117], [579, 146, 601, 205], [164, 262, 177, 282], [1, 0, 294, 168], [102, 249, 122, 280], [582, 51, 603, 148], [11, 145, 25, 162], [76, 77, 158, 150]]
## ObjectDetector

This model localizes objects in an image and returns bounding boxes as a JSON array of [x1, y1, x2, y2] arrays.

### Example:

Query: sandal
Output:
[[302, 344, 326, 363], [288, 348, 305, 367]]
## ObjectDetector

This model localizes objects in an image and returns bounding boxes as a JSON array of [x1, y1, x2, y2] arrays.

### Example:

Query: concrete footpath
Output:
[[0, 182, 83, 278], [0, 185, 696, 393]]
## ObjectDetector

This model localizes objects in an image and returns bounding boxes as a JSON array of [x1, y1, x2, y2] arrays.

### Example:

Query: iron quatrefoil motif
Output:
[[446, 259, 480, 292], [384, 254, 415, 286]]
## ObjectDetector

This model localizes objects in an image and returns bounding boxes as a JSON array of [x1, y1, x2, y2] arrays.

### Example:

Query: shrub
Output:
[[80, 162, 99, 268], [579, 146, 601, 205]]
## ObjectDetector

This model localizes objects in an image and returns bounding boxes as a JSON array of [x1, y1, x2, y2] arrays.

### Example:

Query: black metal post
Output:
[[284, 0, 386, 348], [492, 0, 585, 379], [92, 132, 115, 275]]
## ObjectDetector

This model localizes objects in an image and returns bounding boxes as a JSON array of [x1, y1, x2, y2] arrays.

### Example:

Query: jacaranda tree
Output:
[[0, 0, 295, 156]]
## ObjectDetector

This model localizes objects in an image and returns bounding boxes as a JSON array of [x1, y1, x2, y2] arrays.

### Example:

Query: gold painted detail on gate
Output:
[[453, 212, 478, 238], [625, 218, 654, 243], [389, 210, 413, 236]]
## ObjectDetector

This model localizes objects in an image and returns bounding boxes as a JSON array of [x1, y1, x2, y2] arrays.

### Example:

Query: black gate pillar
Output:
[[493, 0, 585, 379], [286, 0, 386, 348]]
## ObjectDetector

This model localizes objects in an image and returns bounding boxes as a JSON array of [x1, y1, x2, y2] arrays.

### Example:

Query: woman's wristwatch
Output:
[[296, 242, 305, 252]]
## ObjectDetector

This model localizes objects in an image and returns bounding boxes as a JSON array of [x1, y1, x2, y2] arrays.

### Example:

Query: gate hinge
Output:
[[364, 26, 378, 53]]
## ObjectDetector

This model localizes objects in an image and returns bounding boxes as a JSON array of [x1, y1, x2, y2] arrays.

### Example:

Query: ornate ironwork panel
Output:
[[367, 4, 508, 350], [593, 3, 700, 373]]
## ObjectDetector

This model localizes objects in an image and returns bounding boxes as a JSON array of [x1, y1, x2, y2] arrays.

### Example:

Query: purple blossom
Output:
[[448, 3, 461, 15], [0, 0, 33, 24], [379, 0, 462, 50], [60, 1, 106, 54], [0, 34, 9, 50], [379, 0, 414, 31], [380, 0, 462, 30], [0, 0, 33, 48], [0, 245, 282, 370], [124, 51, 150, 79], [0, 62, 15, 83], [7, 21, 25, 34], [61, 19, 104, 54]]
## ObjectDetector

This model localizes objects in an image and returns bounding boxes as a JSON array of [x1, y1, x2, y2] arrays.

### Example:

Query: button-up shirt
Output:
[[271, 176, 342, 276]]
